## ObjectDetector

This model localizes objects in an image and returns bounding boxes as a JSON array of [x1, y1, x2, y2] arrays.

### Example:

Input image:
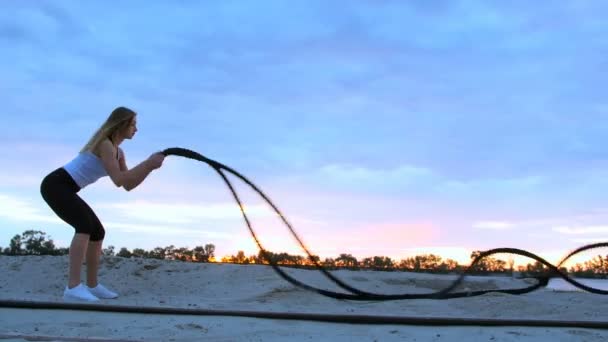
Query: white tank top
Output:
[[63, 151, 109, 189]]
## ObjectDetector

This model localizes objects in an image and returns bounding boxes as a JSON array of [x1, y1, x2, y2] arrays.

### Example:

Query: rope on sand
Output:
[[1, 300, 608, 329], [160, 147, 608, 300]]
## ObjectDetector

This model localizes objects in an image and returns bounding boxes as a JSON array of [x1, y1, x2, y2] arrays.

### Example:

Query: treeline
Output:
[[223, 250, 549, 276], [2, 230, 607, 278], [1, 230, 216, 263]]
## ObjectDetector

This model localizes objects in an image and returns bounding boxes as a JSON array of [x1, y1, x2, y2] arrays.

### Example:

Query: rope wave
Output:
[[162, 147, 608, 300]]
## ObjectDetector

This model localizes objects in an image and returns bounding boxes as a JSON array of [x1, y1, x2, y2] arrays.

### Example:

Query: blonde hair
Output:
[[81, 106, 137, 152]]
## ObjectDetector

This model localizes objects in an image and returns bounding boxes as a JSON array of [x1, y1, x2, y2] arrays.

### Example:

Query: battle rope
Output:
[[2, 300, 608, 329], [159, 147, 608, 300]]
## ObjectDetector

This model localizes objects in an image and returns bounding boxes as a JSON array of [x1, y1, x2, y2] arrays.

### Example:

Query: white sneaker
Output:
[[87, 283, 119, 299], [63, 284, 99, 302]]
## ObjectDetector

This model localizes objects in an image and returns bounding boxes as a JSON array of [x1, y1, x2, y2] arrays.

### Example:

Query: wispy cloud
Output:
[[571, 237, 608, 244], [0, 193, 60, 224], [553, 226, 608, 235], [472, 221, 515, 230], [103, 220, 234, 239], [309, 221, 440, 257], [97, 200, 274, 224], [313, 163, 550, 202], [317, 163, 437, 193]]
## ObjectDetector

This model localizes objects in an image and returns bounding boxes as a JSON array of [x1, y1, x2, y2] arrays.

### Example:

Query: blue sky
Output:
[[1, 1, 607, 264]]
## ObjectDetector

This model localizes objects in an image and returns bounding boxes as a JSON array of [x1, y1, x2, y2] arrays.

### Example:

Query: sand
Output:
[[1, 255, 607, 341]]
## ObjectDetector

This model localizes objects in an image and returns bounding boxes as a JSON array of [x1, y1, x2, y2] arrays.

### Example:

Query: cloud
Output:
[[571, 237, 608, 244], [103, 220, 233, 239], [472, 221, 515, 230], [97, 200, 274, 224], [553, 226, 608, 235], [314, 163, 448, 197], [315, 221, 440, 256], [0, 2, 87, 43], [319, 163, 436, 188], [0, 193, 60, 224], [314, 163, 550, 201]]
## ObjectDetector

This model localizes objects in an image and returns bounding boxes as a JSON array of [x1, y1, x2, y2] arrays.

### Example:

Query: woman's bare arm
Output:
[[99, 140, 163, 191]]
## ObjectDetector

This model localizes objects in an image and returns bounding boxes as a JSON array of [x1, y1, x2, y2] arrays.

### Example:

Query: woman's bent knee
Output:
[[90, 227, 105, 242]]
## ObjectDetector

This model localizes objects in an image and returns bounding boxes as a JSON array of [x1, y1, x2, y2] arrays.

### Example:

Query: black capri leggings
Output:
[[40, 168, 106, 241]]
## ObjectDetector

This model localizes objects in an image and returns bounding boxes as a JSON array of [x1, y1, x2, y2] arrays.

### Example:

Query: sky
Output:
[[1, 1, 607, 265]]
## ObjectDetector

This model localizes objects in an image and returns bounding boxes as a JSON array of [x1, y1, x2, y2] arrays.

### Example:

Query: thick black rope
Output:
[[2, 300, 608, 329], [160, 147, 608, 300]]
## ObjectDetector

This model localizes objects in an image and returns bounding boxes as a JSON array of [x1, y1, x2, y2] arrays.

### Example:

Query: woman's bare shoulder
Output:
[[93, 139, 113, 157]]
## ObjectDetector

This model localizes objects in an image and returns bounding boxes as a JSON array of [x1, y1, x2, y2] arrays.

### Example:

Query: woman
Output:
[[40, 106, 165, 301]]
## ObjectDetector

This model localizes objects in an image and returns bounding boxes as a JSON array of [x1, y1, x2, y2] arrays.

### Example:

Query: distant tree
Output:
[[570, 263, 583, 273], [249, 254, 261, 264], [204, 244, 215, 260], [442, 258, 460, 272], [323, 257, 335, 267], [234, 250, 248, 264], [56, 246, 69, 255], [192, 246, 206, 262], [524, 261, 547, 275], [161, 245, 176, 260], [470, 251, 491, 273], [191, 244, 214, 262], [293, 255, 306, 265], [487, 258, 507, 272], [7, 234, 23, 255], [117, 247, 132, 258], [361, 257, 373, 268], [583, 255, 608, 276], [131, 248, 147, 258], [335, 253, 358, 267], [220, 255, 233, 263], [370, 256, 394, 269], [276, 252, 292, 264], [255, 250, 306, 265], [22, 230, 50, 254], [174, 247, 192, 261], [5, 230, 59, 255], [398, 257, 416, 270], [307, 255, 320, 265], [147, 246, 166, 260], [103, 245, 115, 257], [420, 254, 442, 270], [399, 254, 444, 271], [468, 251, 511, 273], [257, 250, 274, 264]]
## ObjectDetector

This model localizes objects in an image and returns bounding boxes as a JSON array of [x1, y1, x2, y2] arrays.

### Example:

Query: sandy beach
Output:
[[1, 255, 607, 341]]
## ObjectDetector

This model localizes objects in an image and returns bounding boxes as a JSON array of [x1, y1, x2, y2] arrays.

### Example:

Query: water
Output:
[[546, 277, 608, 291]]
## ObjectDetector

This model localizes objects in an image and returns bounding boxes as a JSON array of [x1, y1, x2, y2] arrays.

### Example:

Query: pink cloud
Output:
[[292, 221, 441, 258]]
